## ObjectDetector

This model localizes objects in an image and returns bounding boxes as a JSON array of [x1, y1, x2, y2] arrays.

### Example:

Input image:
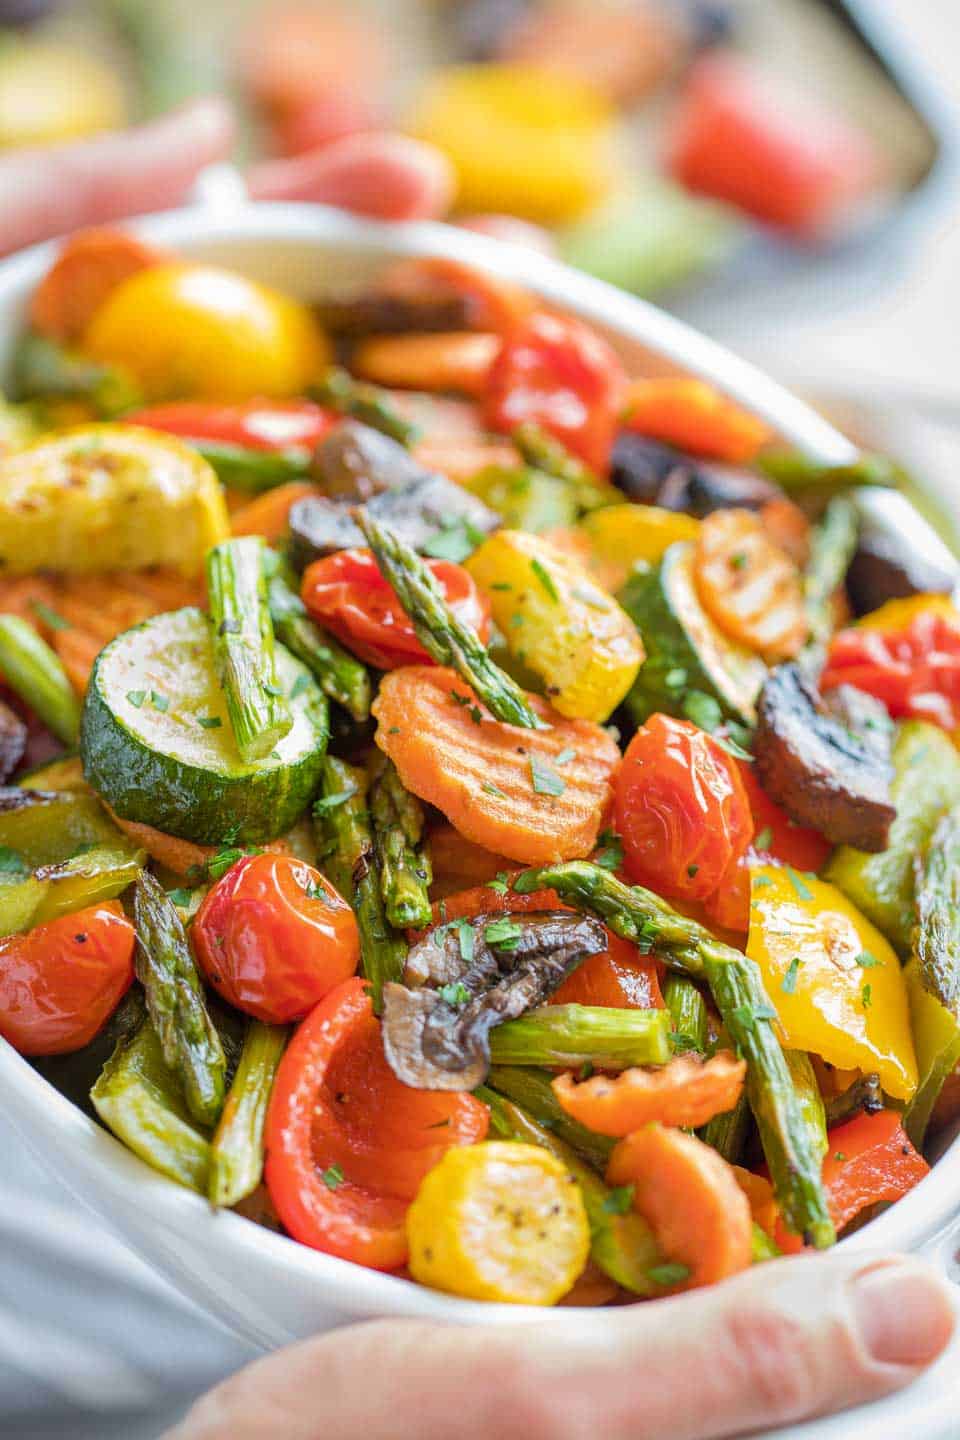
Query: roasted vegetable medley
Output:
[[0, 228, 957, 1307]]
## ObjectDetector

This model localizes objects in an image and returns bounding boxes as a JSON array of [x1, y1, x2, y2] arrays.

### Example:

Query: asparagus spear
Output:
[[263, 550, 371, 722], [487, 1064, 613, 1173], [784, 1049, 828, 1164], [314, 366, 419, 447], [133, 870, 227, 1127], [803, 495, 859, 652], [353, 507, 544, 729], [206, 537, 293, 762], [699, 1092, 751, 1165], [913, 804, 960, 1014], [314, 755, 406, 1013], [489, 1003, 672, 1070], [194, 441, 313, 493], [369, 757, 432, 929], [9, 333, 141, 417], [209, 1020, 288, 1207], [0, 615, 80, 745], [478, 1083, 667, 1295], [91, 1018, 211, 1193], [663, 974, 708, 1054], [757, 449, 900, 496], [752, 1223, 781, 1262], [514, 861, 836, 1248]]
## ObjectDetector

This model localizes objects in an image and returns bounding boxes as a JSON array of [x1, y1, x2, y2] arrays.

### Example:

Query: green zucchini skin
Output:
[[619, 541, 766, 727], [81, 607, 328, 845]]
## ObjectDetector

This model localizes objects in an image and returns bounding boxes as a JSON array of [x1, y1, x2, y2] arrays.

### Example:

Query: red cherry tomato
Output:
[[704, 753, 832, 933], [193, 853, 360, 1024], [0, 902, 135, 1056], [301, 547, 490, 670], [265, 977, 489, 1270], [127, 400, 337, 453], [614, 713, 752, 902], [484, 311, 627, 473], [822, 611, 960, 731]]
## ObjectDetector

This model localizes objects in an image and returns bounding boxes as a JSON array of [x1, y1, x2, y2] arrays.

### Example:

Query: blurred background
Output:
[[2, 2, 959, 1437]]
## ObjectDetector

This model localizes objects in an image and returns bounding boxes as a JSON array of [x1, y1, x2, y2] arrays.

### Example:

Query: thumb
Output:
[[0, 98, 235, 257], [246, 131, 456, 222], [168, 1252, 953, 1440]]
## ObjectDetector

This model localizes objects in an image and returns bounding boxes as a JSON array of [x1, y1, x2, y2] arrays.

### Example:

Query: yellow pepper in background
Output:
[[854, 594, 960, 631], [579, 503, 701, 593], [0, 42, 125, 149], [467, 528, 643, 722], [409, 65, 615, 223], [83, 264, 328, 402], [747, 864, 917, 1101]]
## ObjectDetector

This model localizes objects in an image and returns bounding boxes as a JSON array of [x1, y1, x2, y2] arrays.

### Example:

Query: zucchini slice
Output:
[[619, 541, 767, 727], [81, 607, 328, 845]]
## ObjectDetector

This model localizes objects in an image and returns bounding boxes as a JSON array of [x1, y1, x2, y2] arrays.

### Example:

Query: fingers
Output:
[[537, 1251, 956, 1440], [246, 132, 456, 221], [167, 1252, 954, 1440], [0, 98, 235, 257]]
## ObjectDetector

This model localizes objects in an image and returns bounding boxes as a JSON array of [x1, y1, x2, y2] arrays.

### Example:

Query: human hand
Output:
[[0, 96, 455, 257], [169, 1250, 954, 1440]]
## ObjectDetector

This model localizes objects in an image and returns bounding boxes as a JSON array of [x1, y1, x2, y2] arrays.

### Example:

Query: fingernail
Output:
[[852, 1261, 956, 1367]]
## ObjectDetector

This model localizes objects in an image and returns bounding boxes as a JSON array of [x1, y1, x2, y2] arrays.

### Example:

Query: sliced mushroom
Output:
[[0, 699, 26, 782], [610, 431, 781, 515], [289, 421, 500, 567], [317, 293, 472, 339], [382, 910, 606, 1091], [753, 663, 896, 851]]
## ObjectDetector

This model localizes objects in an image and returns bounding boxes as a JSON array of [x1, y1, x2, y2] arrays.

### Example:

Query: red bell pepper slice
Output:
[[127, 400, 337, 454]]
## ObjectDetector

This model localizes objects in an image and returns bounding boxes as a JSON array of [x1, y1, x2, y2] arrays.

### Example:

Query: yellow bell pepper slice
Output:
[[747, 864, 917, 1101], [580, 503, 701, 593], [406, 1141, 590, 1305], [83, 264, 328, 402], [467, 528, 643, 722], [0, 42, 125, 148], [408, 65, 614, 223], [855, 595, 960, 632]]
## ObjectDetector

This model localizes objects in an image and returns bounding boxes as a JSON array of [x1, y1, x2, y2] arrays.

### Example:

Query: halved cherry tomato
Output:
[[822, 610, 960, 731], [193, 853, 360, 1024], [411, 881, 663, 1009], [264, 977, 489, 1270], [301, 547, 490, 669], [126, 400, 337, 454], [484, 311, 627, 473], [0, 902, 134, 1055], [614, 713, 752, 902], [703, 753, 831, 932]]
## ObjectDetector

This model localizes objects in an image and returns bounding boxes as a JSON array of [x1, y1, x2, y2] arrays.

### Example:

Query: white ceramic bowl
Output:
[[2, 202, 959, 1435]]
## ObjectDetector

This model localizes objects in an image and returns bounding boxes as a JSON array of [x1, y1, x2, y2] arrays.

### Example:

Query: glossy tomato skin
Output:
[[301, 547, 490, 669], [0, 902, 135, 1055], [265, 977, 489, 1270], [484, 311, 626, 473], [615, 713, 752, 902], [193, 853, 360, 1024], [127, 400, 337, 453], [822, 612, 960, 731]]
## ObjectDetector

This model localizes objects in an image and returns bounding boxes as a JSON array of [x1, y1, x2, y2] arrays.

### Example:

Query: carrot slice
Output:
[[760, 497, 810, 568], [693, 508, 806, 661], [352, 332, 501, 398], [413, 437, 519, 483], [553, 1050, 746, 1134], [624, 377, 770, 464], [372, 664, 620, 864], [230, 482, 318, 539], [107, 811, 214, 878], [29, 228, 167, 342], [607, 1124, 753, 1288], [425, 823, 516, 898]]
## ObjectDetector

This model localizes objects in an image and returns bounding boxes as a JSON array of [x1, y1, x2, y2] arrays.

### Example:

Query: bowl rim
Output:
[[2, 198, 957, 1338]]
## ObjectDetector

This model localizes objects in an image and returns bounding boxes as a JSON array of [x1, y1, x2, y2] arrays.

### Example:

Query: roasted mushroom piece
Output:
[[753, 663, 896, 851], [289, 420, 500, 567], [0, 698, 26, 781], [317, 292, 472, 340], [382, 910, 606, 1090], [610, 432, 781, 514], [846, 515, 959, 616]]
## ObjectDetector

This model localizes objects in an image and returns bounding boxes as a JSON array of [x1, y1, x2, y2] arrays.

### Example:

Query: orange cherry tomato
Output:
[[301, 547, 490, 670], [193, 853, 360, 1024], [264, 977, 489, 1270], [484, 311, 627, 473], [614, 713, 752, 903], [0, 902, 135, 1055]]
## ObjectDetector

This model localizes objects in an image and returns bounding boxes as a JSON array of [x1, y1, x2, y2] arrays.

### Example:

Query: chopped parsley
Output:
[[530, 557, 559, 602], [529, 754, 565, 796], [320, 1163, 344, 1191], [486, 873, 510, 895], [482, 780, 507, 799], [314, 784, 358, 815], [602, 1184, 635, 1216], [484, 917, 524, 951], [686, 863, 699, 878], [714, 732, 755, 763], [30, 599, 70, 631], [554, 747, 576, 766], [450, 690, 471, 708], [784, 866, 813, 901], [438, 981, 471, 1009], [781, 956, 802, 995], [150, 690, 170, 713], [752, 874, 773, 889], [262, 681, 284, 698], [855, 950, 882, 969], [167, 887, 196, 908], [730, 1001, 778, 1032], [290, 673, 312, 700], [126, 689, 146, 708], [754, 826, 773, 851], [862, 983, 872, 1009], [197, 715, 222, 730], [647, 1262, 690, 1287], [490, 582, 513, 592], [594, 830, 624, 871], [834, 1152, 847, 1163], [422, 519, 484, 563], [730, 551, 749, 571], [0, 845, 29, 879], [207, 844, 260, 881]]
